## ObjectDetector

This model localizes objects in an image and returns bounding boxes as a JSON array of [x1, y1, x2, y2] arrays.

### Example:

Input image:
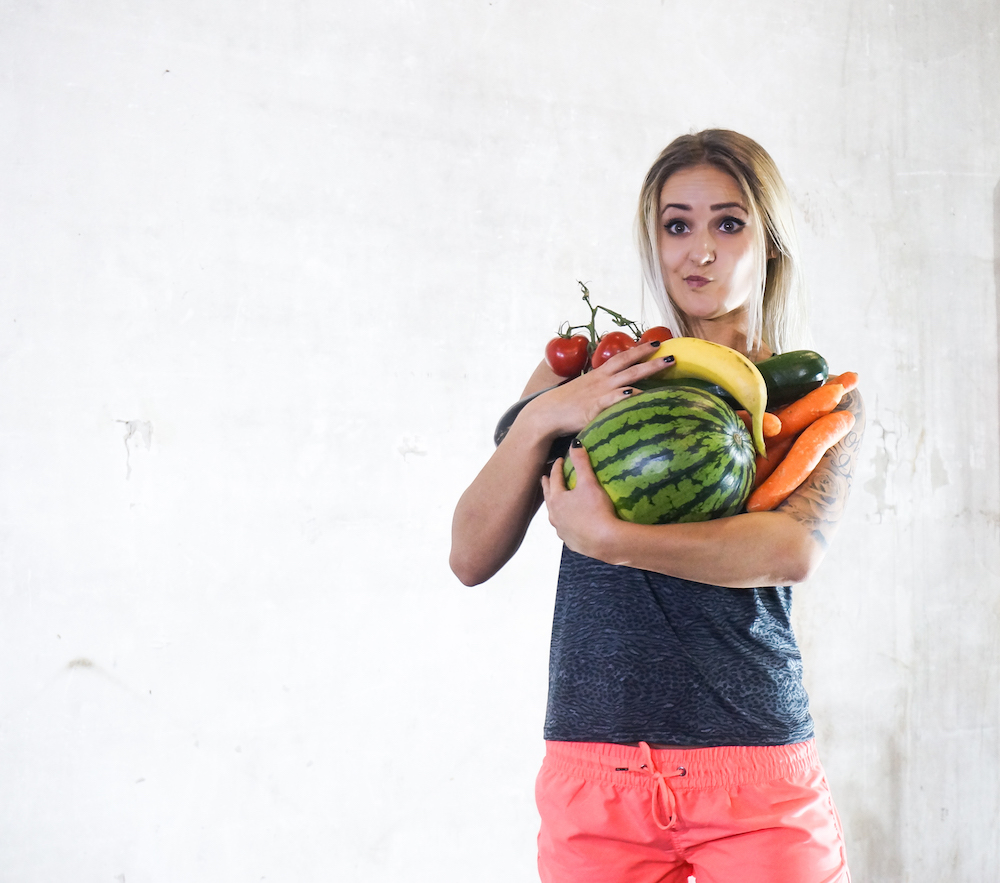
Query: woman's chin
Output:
[[670, 292, 751, 322]]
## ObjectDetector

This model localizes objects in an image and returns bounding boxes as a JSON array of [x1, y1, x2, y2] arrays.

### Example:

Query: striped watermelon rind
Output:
[[564, 386, 756, 524]]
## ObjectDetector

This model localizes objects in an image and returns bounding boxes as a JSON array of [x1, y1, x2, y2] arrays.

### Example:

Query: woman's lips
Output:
[[684, 275, 711, 288]]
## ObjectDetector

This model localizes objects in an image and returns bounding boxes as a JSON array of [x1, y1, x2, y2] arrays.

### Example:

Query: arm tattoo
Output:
[[777, 389, 866, 549]]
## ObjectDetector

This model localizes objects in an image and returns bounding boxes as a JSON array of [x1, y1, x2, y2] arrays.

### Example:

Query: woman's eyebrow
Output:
[[660, 201, 748, 214]]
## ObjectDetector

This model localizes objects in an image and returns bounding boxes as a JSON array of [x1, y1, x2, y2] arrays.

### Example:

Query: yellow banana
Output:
[[641, 337, 768, 456]]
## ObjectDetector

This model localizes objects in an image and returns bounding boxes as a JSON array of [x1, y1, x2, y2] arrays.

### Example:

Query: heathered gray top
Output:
[[543, 547, 814, 746]]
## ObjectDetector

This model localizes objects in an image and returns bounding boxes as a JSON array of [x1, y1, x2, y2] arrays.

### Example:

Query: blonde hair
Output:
[[635, 129, 807, 355]]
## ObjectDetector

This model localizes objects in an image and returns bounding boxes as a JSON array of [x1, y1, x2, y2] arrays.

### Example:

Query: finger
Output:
[[596, 340, 675, 381], [567, 439, 597, 484], [541, 458, 562, 519], [543, 457, 565, 494], [614, 347, 677, 386], [599, 340, 663, 371], [593, 385, 642, 414]]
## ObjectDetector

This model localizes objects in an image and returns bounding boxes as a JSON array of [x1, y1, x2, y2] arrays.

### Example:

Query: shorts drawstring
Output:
[[638, 741, 686, 830]]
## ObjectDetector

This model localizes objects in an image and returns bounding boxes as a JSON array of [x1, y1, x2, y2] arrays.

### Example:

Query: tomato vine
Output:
[[554, 282, 644, 360]]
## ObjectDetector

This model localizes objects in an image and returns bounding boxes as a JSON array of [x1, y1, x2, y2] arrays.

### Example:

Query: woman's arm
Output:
[[449, 343, 674, 586], [541, 388, 866, 588]]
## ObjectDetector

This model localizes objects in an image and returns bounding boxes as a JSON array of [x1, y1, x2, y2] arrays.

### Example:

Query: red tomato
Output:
[[544, 334, 590, 378], [590, 331, 636, 368], [638, 325, 673, 345]]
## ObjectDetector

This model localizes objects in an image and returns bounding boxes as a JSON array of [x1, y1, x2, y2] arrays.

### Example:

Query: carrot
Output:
[[826, 371, 859, 393], [752, 436, 796, 489], [745, 410, 856, 512], [770, 383, 844, 443], [737, 410, 782, 439]]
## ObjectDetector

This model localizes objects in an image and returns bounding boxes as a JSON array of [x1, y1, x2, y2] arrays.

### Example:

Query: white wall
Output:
[[1, 2, 998, 880]]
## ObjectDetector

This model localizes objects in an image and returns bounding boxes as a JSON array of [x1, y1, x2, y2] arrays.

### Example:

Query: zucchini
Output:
[[757, 350, 828, 409]]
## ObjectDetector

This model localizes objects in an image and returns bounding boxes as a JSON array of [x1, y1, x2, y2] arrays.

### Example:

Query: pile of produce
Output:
[[744, 371, 858, 512], [494, 286, 857, 524]]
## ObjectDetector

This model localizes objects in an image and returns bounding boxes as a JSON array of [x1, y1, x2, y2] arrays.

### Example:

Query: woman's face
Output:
[[657, 164, 759, 325]]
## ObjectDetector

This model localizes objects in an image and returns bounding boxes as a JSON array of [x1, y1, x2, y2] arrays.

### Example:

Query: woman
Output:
[[450, 130, 864, 883]]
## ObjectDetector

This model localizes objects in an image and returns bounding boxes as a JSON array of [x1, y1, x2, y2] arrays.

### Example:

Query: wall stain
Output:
[[930, 447, 949, 491], [118, 419, 153, 480], [64, 656, 141, 699], [397, 434, 427, 461], [864, 411, 900, 520]]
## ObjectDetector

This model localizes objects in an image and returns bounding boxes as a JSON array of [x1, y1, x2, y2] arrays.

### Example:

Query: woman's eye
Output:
[[719, 217, 746, 233], [664, 220, 688, 235]]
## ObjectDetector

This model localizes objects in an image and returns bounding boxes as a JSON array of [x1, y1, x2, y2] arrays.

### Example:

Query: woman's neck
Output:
[[686, 314, 772, 362]]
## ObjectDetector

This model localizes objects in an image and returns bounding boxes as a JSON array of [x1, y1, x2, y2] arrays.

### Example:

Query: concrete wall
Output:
[[1, 1, 997, 880]]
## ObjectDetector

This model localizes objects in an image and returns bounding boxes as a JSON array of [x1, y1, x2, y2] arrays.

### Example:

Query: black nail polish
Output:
[[662, 355, 675, 364], [649, 340, 660, 348], [571, 438, 583, 448], [622, 388, 633, 395]]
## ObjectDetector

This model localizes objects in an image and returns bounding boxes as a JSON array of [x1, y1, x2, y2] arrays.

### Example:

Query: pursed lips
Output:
[[684, 275, 712, 288]]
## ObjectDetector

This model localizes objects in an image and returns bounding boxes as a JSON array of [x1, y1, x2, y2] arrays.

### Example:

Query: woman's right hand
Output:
[[518, 341, 675, 441]]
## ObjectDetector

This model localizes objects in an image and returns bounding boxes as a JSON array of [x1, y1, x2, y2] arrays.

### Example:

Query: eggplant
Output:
[[493, 384, 574, 465]]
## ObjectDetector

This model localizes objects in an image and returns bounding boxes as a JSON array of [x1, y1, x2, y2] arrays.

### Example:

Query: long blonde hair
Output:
[[635, 129, 807, 355]]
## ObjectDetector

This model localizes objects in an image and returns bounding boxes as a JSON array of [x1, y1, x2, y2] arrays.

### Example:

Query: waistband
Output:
[[543, 739, 820, 791]]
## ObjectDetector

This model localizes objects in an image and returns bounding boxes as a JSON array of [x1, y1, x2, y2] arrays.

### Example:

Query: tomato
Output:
[[590, 331, 637, 368], [544, 334, 590, 378], [638, 325, 673, 345]]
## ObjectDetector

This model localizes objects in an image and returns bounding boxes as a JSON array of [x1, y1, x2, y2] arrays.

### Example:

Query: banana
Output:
[[641, 337, 768, 456]]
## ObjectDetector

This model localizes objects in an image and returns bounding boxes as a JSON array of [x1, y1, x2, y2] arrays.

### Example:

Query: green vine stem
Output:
[[555, 282, 644, 365]]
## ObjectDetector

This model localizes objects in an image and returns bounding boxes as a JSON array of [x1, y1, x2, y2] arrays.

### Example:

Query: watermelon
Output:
[[564, 386, 756, 524]]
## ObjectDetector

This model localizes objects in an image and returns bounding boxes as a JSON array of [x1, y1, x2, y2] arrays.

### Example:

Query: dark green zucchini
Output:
[[757, 350, 828, 409]]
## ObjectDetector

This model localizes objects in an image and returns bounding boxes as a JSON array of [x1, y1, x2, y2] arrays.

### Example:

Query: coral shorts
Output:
[[536, 739, 850, 883]]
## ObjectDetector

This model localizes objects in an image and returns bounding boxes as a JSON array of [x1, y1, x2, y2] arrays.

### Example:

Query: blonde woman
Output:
[[451, 129, 864, 883]]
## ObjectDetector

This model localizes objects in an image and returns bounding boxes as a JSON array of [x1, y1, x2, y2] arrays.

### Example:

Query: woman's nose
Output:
[[690, 236, 715, 265]]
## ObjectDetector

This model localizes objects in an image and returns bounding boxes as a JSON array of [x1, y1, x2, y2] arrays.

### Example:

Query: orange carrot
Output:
[[745, 410, 856, 512], [770, 383, 844, 443], [752, 436, 796, 490], [737, 410, 782, 439], [826, 371, 859, 393]]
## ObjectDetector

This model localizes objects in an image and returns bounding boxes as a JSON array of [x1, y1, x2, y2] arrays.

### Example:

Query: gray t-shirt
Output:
[[543, 547, 814, 746]]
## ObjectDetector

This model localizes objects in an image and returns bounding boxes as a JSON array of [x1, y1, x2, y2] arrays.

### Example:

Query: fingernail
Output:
[[649, 340, 660, 348], [622, 388, 633, 395], [662, 355, 675, 364], [571, 438, 583, 448]]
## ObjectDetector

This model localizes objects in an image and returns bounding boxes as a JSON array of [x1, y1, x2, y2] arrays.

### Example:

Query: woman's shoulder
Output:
[[521, 359, 564, 397]]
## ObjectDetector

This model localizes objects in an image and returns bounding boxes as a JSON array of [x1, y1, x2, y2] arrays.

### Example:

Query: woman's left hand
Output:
[[541, 441, 620, 559]]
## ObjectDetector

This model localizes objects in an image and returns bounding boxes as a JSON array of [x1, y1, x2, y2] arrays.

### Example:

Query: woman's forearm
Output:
[[542, 444, 824, 588], [449, 415, 555, 586], [591, 510, 824, 588], [541, 390, 866, 589]]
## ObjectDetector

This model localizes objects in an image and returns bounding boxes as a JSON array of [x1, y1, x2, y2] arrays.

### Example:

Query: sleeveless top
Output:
[[543, 547, 814, 746]]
